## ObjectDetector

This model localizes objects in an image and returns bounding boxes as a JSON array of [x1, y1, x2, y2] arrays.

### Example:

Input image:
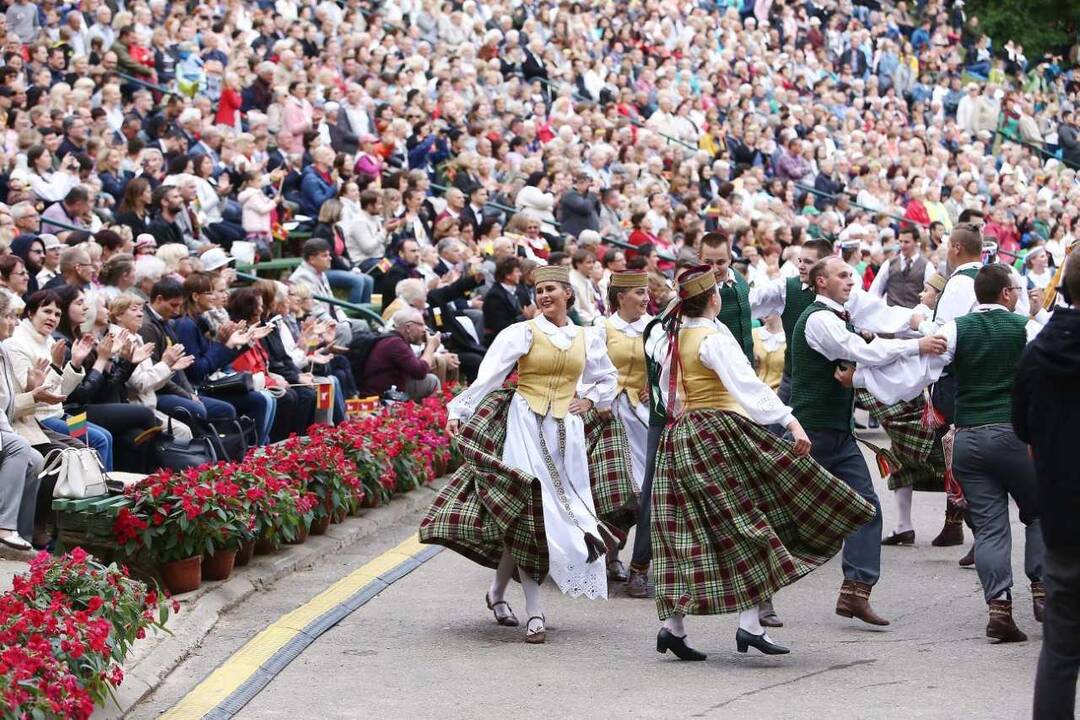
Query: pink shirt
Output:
[[280, 96, 313, 153]]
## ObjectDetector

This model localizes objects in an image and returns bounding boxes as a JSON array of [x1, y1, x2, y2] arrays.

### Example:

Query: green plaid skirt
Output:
[[581, 409, 639, 542], [652, 409, 875, 619], [419, 389, 635, 583], [856, 389, 945, 491]]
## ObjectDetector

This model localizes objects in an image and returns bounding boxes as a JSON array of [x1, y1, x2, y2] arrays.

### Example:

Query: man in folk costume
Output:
[[650, 267, 874, 660], [923, 222, 987, 563], [698, 231, 757, 364], [865, 264, 1046, 642], [591, 270, 653, 582], [420, 265, 622, 645], [789, 257, 948, 626]]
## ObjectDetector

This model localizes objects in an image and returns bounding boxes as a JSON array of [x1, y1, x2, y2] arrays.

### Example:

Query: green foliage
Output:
[[966, 0, 1080, 60]]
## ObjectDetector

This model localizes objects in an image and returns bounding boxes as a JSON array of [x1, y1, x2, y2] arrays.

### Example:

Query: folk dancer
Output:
[[591, 270, 653, 582], [419, 265, 619, 644], [789, 257, 948, 626], [651, 267, 875, 660], [867, 264, 1045, 642]]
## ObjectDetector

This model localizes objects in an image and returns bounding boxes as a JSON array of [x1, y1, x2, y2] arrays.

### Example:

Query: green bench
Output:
[[52, 495, 132, 558]]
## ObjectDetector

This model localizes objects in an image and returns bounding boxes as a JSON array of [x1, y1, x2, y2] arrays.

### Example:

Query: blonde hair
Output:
[[155, 243, 190, 273], [108, 291, 145, 323]]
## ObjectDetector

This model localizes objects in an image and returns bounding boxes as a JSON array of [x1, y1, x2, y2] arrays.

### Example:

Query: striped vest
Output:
[[717, 269, 754, 364], [953, 310, 1027, 427], [789, 303, 856, 432], [780, 277, 816, 377]]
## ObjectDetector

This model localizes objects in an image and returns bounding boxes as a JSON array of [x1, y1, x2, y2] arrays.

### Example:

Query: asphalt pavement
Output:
[[128, 430, 1052, 720]]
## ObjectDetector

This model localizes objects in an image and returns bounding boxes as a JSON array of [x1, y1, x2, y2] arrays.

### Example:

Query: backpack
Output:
[[346, 331, 394, 381]]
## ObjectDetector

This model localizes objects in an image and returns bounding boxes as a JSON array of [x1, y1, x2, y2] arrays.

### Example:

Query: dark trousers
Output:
[[630, 423, 664, 569], [1034, 546, 1080, 719], [952, 424, 1044, 602], [269, 386, 316, 442], [807, 429, 882, 585], [157, 394, 237, 422], [85, 403, 158, 473]]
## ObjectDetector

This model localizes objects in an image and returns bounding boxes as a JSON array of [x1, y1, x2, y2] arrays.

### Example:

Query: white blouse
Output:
[[447, 314, 617, 422], [655, 317, 795, 428]]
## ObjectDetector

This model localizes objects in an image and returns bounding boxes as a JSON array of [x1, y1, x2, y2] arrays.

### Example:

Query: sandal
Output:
[[485, 592, 519, 627], [607, 559, 629, 582], [524, 615, 546, 644]]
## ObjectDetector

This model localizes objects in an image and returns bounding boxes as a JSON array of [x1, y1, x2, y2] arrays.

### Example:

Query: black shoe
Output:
[[881, 530, 915, 546], [656, 628, 707, 661], [736, 628, 790, 655]]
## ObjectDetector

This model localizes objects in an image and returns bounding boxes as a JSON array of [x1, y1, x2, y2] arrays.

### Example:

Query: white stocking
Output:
[[518, 566, 544, 626], [738, 608, 763, 635], [893, 486, 913, 534], [663, 613, 686, 637], [489, 547, 515, 603]]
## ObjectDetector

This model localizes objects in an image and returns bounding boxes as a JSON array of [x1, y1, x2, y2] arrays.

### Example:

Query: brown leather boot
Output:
[[931, 501, 965, 547], [625, 569, 651, 598], [1032, 582, 1046, 623], [987, 598, 1027, 642], [835, 579, 890, 626]]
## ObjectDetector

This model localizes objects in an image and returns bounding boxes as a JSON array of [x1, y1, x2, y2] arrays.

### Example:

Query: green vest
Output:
[[717, 269, 753, 363], [933, 266, 980, 322], [780, 276, 816, 377], [643, 304, 675, 428], [953, 310, 1027, 427], [789, 303, 856, 432]]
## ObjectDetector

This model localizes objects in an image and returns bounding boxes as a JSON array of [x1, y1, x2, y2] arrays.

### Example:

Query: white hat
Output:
[[200, 247, 235, 272], [135, 233, 157, 249], [39, 233, 62, 250]]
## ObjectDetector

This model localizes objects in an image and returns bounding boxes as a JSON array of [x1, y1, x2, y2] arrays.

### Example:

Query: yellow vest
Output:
[[605, 318, 647, 407], [516, 320, 586, 418], [752, 327, 785, 391], [677, 326, 746, 416]]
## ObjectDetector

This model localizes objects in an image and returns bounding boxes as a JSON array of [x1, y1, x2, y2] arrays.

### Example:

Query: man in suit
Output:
[[462, 185, 488, 237], [482, 256, 535, 345], [558, 172, 601, 238], [324, 102, 358, 155]]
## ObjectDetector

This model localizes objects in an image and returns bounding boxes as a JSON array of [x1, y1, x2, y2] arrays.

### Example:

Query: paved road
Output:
[[131, 431, 1051, 720]]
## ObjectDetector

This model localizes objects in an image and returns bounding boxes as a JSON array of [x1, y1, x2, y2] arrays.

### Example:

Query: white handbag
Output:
[[44, 447, 109, 499]]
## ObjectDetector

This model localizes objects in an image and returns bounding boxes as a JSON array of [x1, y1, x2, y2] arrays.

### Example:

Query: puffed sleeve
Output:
[[578, 325, 617, 410], [447, 321, 531, 422], [698, 326, 795, 428]]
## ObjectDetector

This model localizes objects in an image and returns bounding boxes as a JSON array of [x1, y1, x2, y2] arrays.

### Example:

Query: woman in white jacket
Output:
[[109, 293, 196, 440], [515, 175, 559, 237], [3, 290, 114, 469]]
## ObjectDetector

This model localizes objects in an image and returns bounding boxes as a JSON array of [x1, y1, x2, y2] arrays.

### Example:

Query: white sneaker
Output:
[[0, 531, 31, 551]]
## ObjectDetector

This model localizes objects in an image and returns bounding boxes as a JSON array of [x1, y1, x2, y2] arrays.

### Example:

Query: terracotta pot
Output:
[[309, 514, 331, 535], [323, 494, 335, 515], [254, 535, 278, 556], [159, 556, 202, 595], [234, 540, 255, 567], [202, 548, 237, 581], [284, 521, 309, 545], [331, 507, 347, 524]]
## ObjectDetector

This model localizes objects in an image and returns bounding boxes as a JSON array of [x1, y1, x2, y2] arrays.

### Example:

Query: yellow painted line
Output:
[[159, 534, 432, 720]]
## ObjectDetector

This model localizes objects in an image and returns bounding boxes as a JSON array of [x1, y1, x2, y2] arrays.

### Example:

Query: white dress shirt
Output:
[[868, 252, 936, 299], [804, 294, 920, 368], [751, 278, 919, 335]]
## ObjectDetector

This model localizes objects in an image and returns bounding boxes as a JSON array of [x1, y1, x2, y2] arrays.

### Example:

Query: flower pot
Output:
[[159, 556, 202, 595], [254, 535, 278, 556], [284, 521, 309, 545], [202, 548, 237, 581], [331, 507, 347, 524], [309, 514, 331, 535], [235, 540, 255, 567]]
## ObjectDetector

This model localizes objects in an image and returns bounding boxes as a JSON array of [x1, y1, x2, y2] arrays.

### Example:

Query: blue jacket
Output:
[[174, 315, 240, 385], [299, 165, 337, 218]]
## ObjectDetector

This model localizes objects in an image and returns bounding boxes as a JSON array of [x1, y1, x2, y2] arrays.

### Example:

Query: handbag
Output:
[[169, 408, 257, 463], [199, 371, 254, 396], [151, 418, 217, 470], [44, 447, 109, 499]]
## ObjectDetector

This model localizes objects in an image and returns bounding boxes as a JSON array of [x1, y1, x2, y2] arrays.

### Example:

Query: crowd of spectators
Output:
[[0, 0, 1075, 550]]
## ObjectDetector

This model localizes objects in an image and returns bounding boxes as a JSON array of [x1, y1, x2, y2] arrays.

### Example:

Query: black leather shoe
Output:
[[656, 628, 707, 661], [881, 530, 915, 546], [736, 628, 790, 655]]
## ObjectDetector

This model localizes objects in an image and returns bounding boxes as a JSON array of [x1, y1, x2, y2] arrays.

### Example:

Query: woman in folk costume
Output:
[[589, 270, 653, 582], [419, 265, 619, 645], [651, 268, 875, 660]]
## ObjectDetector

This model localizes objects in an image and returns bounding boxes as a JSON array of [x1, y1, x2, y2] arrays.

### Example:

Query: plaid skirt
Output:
[[419, 389, 634, 585], [856, 389, 945, 491], [652, 409, 875, 619], [581, 408, 639, 542]]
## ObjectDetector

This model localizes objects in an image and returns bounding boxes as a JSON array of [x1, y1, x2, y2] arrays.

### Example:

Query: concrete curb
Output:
[[96, 480, 444, 720]]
